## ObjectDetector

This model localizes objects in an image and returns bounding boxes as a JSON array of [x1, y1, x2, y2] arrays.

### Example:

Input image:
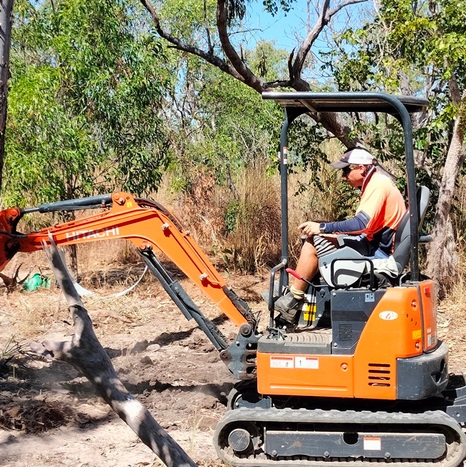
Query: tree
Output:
[[139, 0, 370, 147], [0, 0, 14, 193], [31, 237, 196, 467], [4, 0, 169, 208], [164, 41, 286, 188], [326, 0, 466, 293]]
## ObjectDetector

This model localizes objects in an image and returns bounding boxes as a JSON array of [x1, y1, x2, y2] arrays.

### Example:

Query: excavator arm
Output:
[[0, 192, 259, 378]]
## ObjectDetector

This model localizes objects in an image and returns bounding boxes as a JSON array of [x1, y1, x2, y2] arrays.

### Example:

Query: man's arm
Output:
[[299, 211, 370, 237], [322, 211, 370, 234]]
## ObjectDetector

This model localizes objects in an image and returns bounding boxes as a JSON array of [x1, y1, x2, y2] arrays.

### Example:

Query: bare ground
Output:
[[0, 250, 465, 467], [0, 250, 269, 466]]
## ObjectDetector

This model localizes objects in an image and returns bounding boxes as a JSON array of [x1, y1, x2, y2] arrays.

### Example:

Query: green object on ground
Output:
[[23, 273, 51, 292]]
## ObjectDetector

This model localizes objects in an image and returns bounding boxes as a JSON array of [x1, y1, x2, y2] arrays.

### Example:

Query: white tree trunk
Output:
[[30, 238, 197, 467], [426, 89, 466, 295]]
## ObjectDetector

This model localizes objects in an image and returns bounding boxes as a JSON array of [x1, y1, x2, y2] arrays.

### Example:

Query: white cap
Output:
[[331, 148, 375, 169]]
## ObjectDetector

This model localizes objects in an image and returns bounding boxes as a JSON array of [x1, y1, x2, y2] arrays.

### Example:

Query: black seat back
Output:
[[393, 186, 431, 274]]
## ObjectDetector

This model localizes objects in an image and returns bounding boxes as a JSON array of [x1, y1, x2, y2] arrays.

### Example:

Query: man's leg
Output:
[[292, 240, 319, 292], [291, 235, 339, 293], [274, 240, 318, 326], [274, 235, 338, 327]]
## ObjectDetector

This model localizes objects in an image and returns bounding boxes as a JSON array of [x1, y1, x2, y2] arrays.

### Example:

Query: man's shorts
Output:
[[313, 234, 390, 259], [313, 235, 338, 257]]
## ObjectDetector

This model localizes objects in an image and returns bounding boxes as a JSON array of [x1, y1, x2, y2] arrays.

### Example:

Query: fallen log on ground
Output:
[[30, 236, 197, 467]]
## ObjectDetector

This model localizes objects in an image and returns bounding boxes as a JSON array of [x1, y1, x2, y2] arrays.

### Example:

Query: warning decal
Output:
[[363, 437, 382, 450], [269, 356, 320, 369], [295, 356, 319, 369]]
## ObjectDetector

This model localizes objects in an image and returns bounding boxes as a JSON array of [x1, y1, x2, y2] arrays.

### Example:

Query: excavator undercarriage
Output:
[[215, 407, 466, 466]]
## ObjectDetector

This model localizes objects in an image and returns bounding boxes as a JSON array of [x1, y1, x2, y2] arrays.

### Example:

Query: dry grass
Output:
[[152, 159, 349, 273], [0, 288, 62, 339], [219, 164, 282, 272]]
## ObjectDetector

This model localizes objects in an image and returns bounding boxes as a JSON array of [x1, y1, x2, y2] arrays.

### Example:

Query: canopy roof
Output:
[[262, 92, 428, 116]]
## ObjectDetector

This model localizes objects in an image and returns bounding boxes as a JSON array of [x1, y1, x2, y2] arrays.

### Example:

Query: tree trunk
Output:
[[0, 0, 14, 192], [30, 237, 197, 467], [426, 103, 466, 296]]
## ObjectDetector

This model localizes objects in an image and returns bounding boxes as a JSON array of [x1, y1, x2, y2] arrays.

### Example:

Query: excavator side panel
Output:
[[257, 351, 354, 397], [354, 284, 425, 399]]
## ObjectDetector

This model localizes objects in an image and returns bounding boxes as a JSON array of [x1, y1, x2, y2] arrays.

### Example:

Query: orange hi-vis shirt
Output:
[[357, 171, 406, 246]]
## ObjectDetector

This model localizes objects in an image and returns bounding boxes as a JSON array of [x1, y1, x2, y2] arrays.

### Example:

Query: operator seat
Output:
[[392, 185, 431, 274], [318, 186, 431, 288]]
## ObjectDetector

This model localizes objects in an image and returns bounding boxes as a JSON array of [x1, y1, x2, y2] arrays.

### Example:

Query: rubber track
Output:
[[214, 407, 466, 467]]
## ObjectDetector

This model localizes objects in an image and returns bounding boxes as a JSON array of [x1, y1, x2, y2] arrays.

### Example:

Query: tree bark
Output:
[[0, 0, 14, 192], [30, 238, 197, 467], [425, 77, 466, 295], [426, 110, 466, 295]]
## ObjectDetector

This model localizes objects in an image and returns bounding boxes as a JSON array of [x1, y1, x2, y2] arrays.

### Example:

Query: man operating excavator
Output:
[[275, 147, 406, 328]]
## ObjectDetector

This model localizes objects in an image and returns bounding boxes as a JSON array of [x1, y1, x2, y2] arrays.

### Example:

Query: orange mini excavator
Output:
[[0, 92, 466, 466]]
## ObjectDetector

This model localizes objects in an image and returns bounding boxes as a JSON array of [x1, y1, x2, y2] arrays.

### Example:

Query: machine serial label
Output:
[[269, 356, 319, 369], [270, 356, 294, 369], [65, 227, 120, 241], [363, 437, 381, 450]]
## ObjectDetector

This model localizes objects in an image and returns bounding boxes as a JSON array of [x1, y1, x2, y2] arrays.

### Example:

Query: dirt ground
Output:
[[0, 248, 270, 467], [0, 248, 466, 467]]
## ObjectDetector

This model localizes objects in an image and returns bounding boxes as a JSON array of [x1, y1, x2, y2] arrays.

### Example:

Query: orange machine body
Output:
[[257, 281, 443, 400]]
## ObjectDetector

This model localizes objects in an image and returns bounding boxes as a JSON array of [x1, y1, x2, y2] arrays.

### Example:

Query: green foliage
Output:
[[224, 200, 240, 233], [322, 0, 466, 189], [6, 64, 98, 204], [159, 0, 217, 41], [163, 47, 284, 196], [245, 40, 288, 80], [4, 0, 169, 207], [262, 0, 297, 15]]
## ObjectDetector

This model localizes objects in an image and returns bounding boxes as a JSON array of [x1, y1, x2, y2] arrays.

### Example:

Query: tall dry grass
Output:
[[442, 173, 466, 303], [157, 164, 282, 273], [154, 157, 349, 273]]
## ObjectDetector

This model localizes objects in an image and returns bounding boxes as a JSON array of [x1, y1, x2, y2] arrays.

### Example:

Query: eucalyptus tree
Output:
[[139, 0, 371, 147], [4, 0, 169, 208]]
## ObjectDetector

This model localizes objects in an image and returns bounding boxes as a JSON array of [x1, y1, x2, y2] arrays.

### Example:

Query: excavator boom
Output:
[[0, 192, 259, 360]]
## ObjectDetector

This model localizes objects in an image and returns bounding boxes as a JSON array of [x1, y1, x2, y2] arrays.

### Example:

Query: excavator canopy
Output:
[[262, 91, 428, 115], [262, 91, 429, 287]]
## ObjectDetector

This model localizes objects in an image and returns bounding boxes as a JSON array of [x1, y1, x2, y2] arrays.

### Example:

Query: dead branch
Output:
[[0, 263, 28, 292], [30, 237, 197, 467]]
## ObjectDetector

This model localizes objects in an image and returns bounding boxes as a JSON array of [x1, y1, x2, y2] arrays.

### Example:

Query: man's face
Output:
[[342, 164, 366, 187]]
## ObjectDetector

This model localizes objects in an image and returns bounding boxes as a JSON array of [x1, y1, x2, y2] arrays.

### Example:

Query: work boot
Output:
[[274, 293, 303, 328]]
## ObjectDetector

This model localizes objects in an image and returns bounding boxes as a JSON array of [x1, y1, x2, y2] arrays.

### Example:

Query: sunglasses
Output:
[[342, 165, 360, 175]]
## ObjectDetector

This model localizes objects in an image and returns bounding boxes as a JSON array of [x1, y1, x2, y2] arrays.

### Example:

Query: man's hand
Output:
[[299, 221, 321, 237]]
